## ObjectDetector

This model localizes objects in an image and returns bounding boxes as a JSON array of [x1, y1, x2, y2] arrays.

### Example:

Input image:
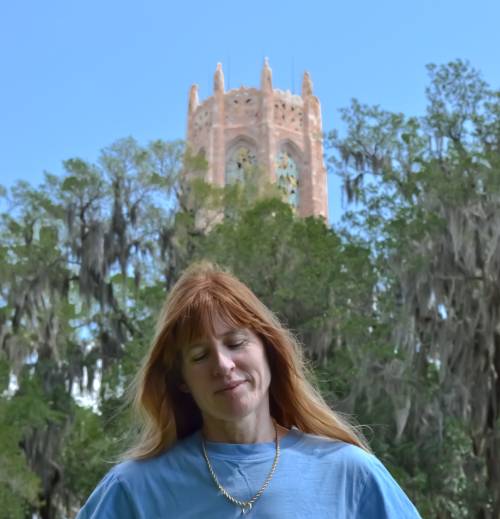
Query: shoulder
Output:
[[352, 451, 422, 518], [286, 431, 421, 518], [76, 471, 138, 519], [285, 430, 384, 484], [77, 434, 200, 518], [111, 432, 199, 484], [288, 429, 375, 469]]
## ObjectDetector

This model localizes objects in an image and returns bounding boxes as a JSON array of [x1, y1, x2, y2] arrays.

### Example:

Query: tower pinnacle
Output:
[[302, 71, 313, 97], [213, 63, 225, 93], [261, 57, 273, 92], [188, 84, 199, 113]]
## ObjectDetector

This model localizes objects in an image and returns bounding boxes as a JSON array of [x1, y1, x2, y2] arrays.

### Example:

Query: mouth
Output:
[[216, 380, 246, 393]]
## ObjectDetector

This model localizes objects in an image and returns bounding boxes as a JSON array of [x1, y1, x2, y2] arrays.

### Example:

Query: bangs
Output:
[[172, 291, 256, 352]]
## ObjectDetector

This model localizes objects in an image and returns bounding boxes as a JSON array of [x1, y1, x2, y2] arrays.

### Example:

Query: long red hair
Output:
[[124, 261, 369, 459]]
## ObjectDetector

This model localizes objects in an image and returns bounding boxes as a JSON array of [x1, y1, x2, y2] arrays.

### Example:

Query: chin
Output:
[[221, 401, 266, 422], [218, 406, 254, 420]]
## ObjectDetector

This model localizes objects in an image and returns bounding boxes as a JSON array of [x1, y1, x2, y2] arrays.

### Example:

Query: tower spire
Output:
[[302, 71, 313, 97], [213, 62, 225, 93], [261, 57, 273, 92]]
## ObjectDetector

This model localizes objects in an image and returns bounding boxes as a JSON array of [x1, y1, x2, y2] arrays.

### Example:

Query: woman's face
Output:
[[180, 316, 272, 428]]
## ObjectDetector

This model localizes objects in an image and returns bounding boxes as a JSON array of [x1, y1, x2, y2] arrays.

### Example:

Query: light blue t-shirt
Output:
[[77, 429, 421, 518]]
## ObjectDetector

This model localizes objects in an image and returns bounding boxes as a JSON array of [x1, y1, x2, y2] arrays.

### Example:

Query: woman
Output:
[[77, 262, 421, 518]]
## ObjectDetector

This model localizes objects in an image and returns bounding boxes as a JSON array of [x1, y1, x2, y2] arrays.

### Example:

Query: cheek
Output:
[[254, 353, 272, 387], [264, 365, 272, 388], [264, 355, 273, 387], [180, 363, 194, 393], [182, 364, 208, 394]]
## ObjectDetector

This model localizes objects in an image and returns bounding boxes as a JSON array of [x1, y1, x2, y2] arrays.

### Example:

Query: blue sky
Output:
[[1, 0, 499, 223]]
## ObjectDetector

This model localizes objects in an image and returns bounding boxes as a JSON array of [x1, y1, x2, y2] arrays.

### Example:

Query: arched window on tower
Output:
[[225, 143, 257, 185], [275, 146, 300, 208]]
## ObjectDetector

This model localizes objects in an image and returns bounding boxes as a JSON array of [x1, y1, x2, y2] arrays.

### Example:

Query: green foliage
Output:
[[62, 405, 123, 506], [0, 399, 41, 519], [328, 59, 500, 517], [0, 137, 185, 517], [197, 197, 375, 361]]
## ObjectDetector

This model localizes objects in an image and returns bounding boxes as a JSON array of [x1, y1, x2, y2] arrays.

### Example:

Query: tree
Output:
[[328, 60, 500, 518], [0, 138, 185, 518], [197, 197, 376, 365]]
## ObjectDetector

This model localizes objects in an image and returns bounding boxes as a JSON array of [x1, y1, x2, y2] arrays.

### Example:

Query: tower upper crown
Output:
[[186, 61, 328, 220]]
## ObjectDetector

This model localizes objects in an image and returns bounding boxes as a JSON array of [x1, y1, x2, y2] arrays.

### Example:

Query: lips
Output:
[[216, 380, 246, 393]]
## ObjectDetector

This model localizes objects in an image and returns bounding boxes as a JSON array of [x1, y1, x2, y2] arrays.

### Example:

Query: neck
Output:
[[202, 414, 276, 444]]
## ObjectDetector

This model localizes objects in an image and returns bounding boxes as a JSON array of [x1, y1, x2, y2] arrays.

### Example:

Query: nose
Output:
[[211, 347, 235, 376]]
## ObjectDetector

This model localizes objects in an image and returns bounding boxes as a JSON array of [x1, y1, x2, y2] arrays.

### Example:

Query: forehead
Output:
[[173, 298, 249, 349], [210, 316, 244, 338]]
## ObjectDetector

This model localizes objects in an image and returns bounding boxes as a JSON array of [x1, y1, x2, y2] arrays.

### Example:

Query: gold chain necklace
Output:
[[201, 422, 280, 515]]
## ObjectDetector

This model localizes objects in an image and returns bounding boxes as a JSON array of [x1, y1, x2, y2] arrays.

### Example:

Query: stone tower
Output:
[[186, 59, 328, 219]]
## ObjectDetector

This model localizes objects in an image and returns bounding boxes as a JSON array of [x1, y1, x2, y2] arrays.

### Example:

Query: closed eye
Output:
[[227, 339, 246, 349], [189, 337, 247, 361], [191, 350, 208, 362]]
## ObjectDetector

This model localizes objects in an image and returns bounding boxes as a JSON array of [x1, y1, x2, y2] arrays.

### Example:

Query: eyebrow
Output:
[[185, 329, 247, 351]]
